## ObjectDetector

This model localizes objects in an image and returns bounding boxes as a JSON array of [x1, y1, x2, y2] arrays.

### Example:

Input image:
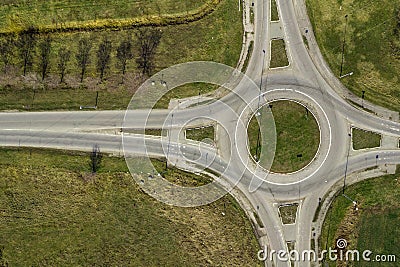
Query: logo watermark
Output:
[[257, 239, 397, 263]]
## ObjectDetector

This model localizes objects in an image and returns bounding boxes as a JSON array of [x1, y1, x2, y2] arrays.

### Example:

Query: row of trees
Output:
[[0, 28, 162, 83]]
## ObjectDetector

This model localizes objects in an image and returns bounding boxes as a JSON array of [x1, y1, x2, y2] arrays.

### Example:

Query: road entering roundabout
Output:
[[122, 62, 337, 205]]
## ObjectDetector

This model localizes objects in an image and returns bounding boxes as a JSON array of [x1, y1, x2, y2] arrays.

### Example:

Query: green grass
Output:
[[248, 100, 320, 173], [0, 85, 131, 111], [320, 173, 400, 266], [306, 0, 400, 112], [185, 125, 215, 142], [271, 0, 279, 21], [0, 0, 208, 32], [0, 0, 243, 111], [270, 39, 289, 68], [352, 128, 381, 150], [0, 147, 261, 266], [145, 129, 164, 136], [355, 209, 399, 266], [123, 129, 165, 136]]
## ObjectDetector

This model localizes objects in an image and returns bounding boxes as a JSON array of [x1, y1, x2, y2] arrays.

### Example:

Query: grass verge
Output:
[[123, 129, 165, 136], [185, 125, 215, 142], [243, 41, 254, 73], [302, 34, 309, 50], [348, 99, 376, 114], [279, 204, 298, 225], [145, 129, 164, 136], [154, 83, 219, 109], [320, 172, 400, 266], [352, 128, 381, 150], [270, 39, 289, 68], [248, 100, 320, 173], [306, 0, 400, 112], [271, 0, 279, 21], [0, 147, 261, 266]]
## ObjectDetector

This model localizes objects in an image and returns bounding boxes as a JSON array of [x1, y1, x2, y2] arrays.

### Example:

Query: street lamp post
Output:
[[260, 49, 266, 100], [95, 91, 99, 108], [198, 91, 200, 105], [255, 50, 266, 160], [158, 77, 171, 170], [255, 116, 261, 160], [361, 90, 366, 108], [297, 153, 302, 199], [166, 113, 173, 170], [343, 132, 351, 194], [340, 14, 348, 77]]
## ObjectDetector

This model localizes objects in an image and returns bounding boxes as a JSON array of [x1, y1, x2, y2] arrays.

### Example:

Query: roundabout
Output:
[[1, 0, 400, 266]]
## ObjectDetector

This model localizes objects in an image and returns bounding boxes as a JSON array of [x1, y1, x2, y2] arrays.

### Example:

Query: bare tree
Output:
[[116, 36, 133, 77], [17, 27, 37, 76], [89, 144, 103, 173], [57, 47, 71, 83], [76, 37, 92, 83], [0, 36, 15, 73], [38, 35, 52, 81], [96, 37, 112, 82], [135, 28, 162, 76]]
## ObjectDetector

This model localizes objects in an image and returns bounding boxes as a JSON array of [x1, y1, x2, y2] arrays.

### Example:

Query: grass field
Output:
[[0, 147, 261, 266], [306, 0, 400, 112], [248, 100, 320, 173], [0, 0, 242, 111], [355, 208, 399, 266], [0, 0, 208, 32], [320, 172, 400, 266], [269, 39, 289, 68], [352, 128, 381, 150]]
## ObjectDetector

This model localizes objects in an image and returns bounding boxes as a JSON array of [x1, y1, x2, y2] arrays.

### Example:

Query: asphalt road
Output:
[[0, 0, 399, 266]]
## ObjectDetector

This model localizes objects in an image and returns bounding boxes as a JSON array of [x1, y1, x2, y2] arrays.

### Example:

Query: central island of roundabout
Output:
[[248, 99, 320, 174], [233, 86, 335, 188]]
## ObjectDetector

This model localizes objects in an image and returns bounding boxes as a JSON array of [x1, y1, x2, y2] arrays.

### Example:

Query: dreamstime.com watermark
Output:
[[257, 239, 397, 263]]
